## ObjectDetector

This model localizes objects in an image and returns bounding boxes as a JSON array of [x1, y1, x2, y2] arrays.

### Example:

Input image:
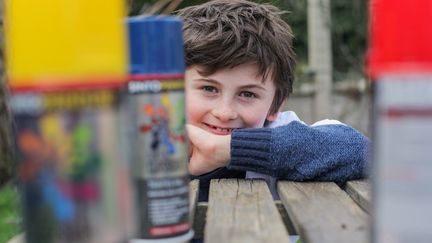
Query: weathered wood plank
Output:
[[205, 179, 291, 243], [278, 182, 369, 243], [192, 202, 207, 240], [345, 180, 371, 213], [189, 179, 199, 223]]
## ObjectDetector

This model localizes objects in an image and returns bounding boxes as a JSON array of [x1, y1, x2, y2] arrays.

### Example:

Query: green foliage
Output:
[[0, 184, 21, 243], [281, 0, 308, 64], [331, 0, 366, 81], [284, 0, 366, 82]]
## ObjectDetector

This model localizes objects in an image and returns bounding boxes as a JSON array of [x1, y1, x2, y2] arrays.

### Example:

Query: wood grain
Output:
[[189, 179, 199, 223], [205, 179, 290, 243], [345, 180, 371, 213], [278, 181, 369, 243]]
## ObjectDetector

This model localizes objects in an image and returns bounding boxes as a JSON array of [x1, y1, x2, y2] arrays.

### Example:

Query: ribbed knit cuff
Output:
[[228, 128, 272, 172]]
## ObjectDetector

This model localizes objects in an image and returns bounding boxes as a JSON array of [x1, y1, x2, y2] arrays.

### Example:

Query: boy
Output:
[[177, 0, 369, 201]]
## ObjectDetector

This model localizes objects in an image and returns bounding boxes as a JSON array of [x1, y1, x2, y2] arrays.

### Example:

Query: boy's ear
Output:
[[266, 99, 287, 122], [266, 112, 278, 122]]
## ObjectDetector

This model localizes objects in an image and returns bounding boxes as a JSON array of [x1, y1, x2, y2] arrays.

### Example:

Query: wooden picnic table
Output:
[[189, 179, 371, 243], [8, 179, 370, 243]]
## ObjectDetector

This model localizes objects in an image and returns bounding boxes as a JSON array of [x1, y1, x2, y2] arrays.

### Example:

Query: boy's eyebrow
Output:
[[193, 78, 219, 84], [194, 78, 268, 91], [239, 84, 267, 91]]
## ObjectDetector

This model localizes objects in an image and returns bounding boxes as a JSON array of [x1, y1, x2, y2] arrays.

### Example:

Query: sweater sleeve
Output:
[[228, 121, 370, 182]]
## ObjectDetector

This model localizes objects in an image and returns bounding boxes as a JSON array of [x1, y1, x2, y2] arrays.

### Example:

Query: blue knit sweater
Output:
[[191, 112, 370, 201], [231, 121, 369, 180]]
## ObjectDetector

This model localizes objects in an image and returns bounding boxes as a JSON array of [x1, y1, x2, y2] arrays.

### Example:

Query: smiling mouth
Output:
[[204, 123, 234, 135]]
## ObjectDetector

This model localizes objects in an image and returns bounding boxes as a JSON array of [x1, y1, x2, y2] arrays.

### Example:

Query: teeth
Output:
[[218, 127, 232, 132], [209, 124, 232, 133]]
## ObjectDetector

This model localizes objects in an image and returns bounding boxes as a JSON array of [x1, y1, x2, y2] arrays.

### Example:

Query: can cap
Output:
[[5, 0, 127, 92], [127, 16, 185, 77], [367, 0, 432, 78]]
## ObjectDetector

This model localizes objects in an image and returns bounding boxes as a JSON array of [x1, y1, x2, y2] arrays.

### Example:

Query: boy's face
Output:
[[186, 63, 278, 135]]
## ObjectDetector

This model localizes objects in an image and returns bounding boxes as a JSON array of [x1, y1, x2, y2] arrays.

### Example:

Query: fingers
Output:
[[186, 124, 206, 146], [188, 155, 205, 176], [186, 124, 203, 159], [187, 144, 210, 176], [185, 124, 231, 176], [186, 124, 213, 175]]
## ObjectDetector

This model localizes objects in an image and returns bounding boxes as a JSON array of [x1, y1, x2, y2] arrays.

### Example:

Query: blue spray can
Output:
[[126, 16, 192, 242]]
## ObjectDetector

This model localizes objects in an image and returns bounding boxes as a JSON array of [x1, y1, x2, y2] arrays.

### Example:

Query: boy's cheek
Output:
[[243, 109, 274, 128], [185, 105, 194, 123], [185, 92, 199, 121], [186, 93, 212, 120], [244, 116, 267, 128], [185, 103, 201, 125]]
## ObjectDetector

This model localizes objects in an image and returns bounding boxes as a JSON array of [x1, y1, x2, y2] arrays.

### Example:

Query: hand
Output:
[[186, 124, 231, 176]]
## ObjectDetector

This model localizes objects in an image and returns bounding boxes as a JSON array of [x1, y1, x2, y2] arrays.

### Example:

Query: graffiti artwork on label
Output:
[[139, 94, 185, 155]]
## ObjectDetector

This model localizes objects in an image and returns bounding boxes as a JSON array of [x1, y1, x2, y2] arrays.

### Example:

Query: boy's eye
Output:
[[202, 86, 218, 93], [239, 91, 257, 98]]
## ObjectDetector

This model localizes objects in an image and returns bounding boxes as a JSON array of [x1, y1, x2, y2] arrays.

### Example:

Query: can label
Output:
[[11, 90, 131, 243], [128, 78, 190, 239], [374, 76, 432, 242], [136, 176, 189, 238]]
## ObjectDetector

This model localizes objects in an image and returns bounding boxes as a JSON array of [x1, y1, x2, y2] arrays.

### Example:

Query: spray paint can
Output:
[[368, 0, 432, 242], [6, 1, 132, 242], [126, 16, 192, 241]]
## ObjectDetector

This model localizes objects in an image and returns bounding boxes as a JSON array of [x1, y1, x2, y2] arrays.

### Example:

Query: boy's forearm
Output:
[[228, 121, 370, 182]]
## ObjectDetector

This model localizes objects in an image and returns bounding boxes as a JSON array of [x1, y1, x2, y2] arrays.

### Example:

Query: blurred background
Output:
[[0, 0, 368, 241]]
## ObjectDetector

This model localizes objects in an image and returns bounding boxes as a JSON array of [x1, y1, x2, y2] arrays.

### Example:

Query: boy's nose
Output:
[[211, 101, 238, 122]]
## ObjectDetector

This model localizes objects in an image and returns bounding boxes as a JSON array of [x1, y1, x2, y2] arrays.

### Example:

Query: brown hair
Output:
[[177, 0, 296, 114]]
